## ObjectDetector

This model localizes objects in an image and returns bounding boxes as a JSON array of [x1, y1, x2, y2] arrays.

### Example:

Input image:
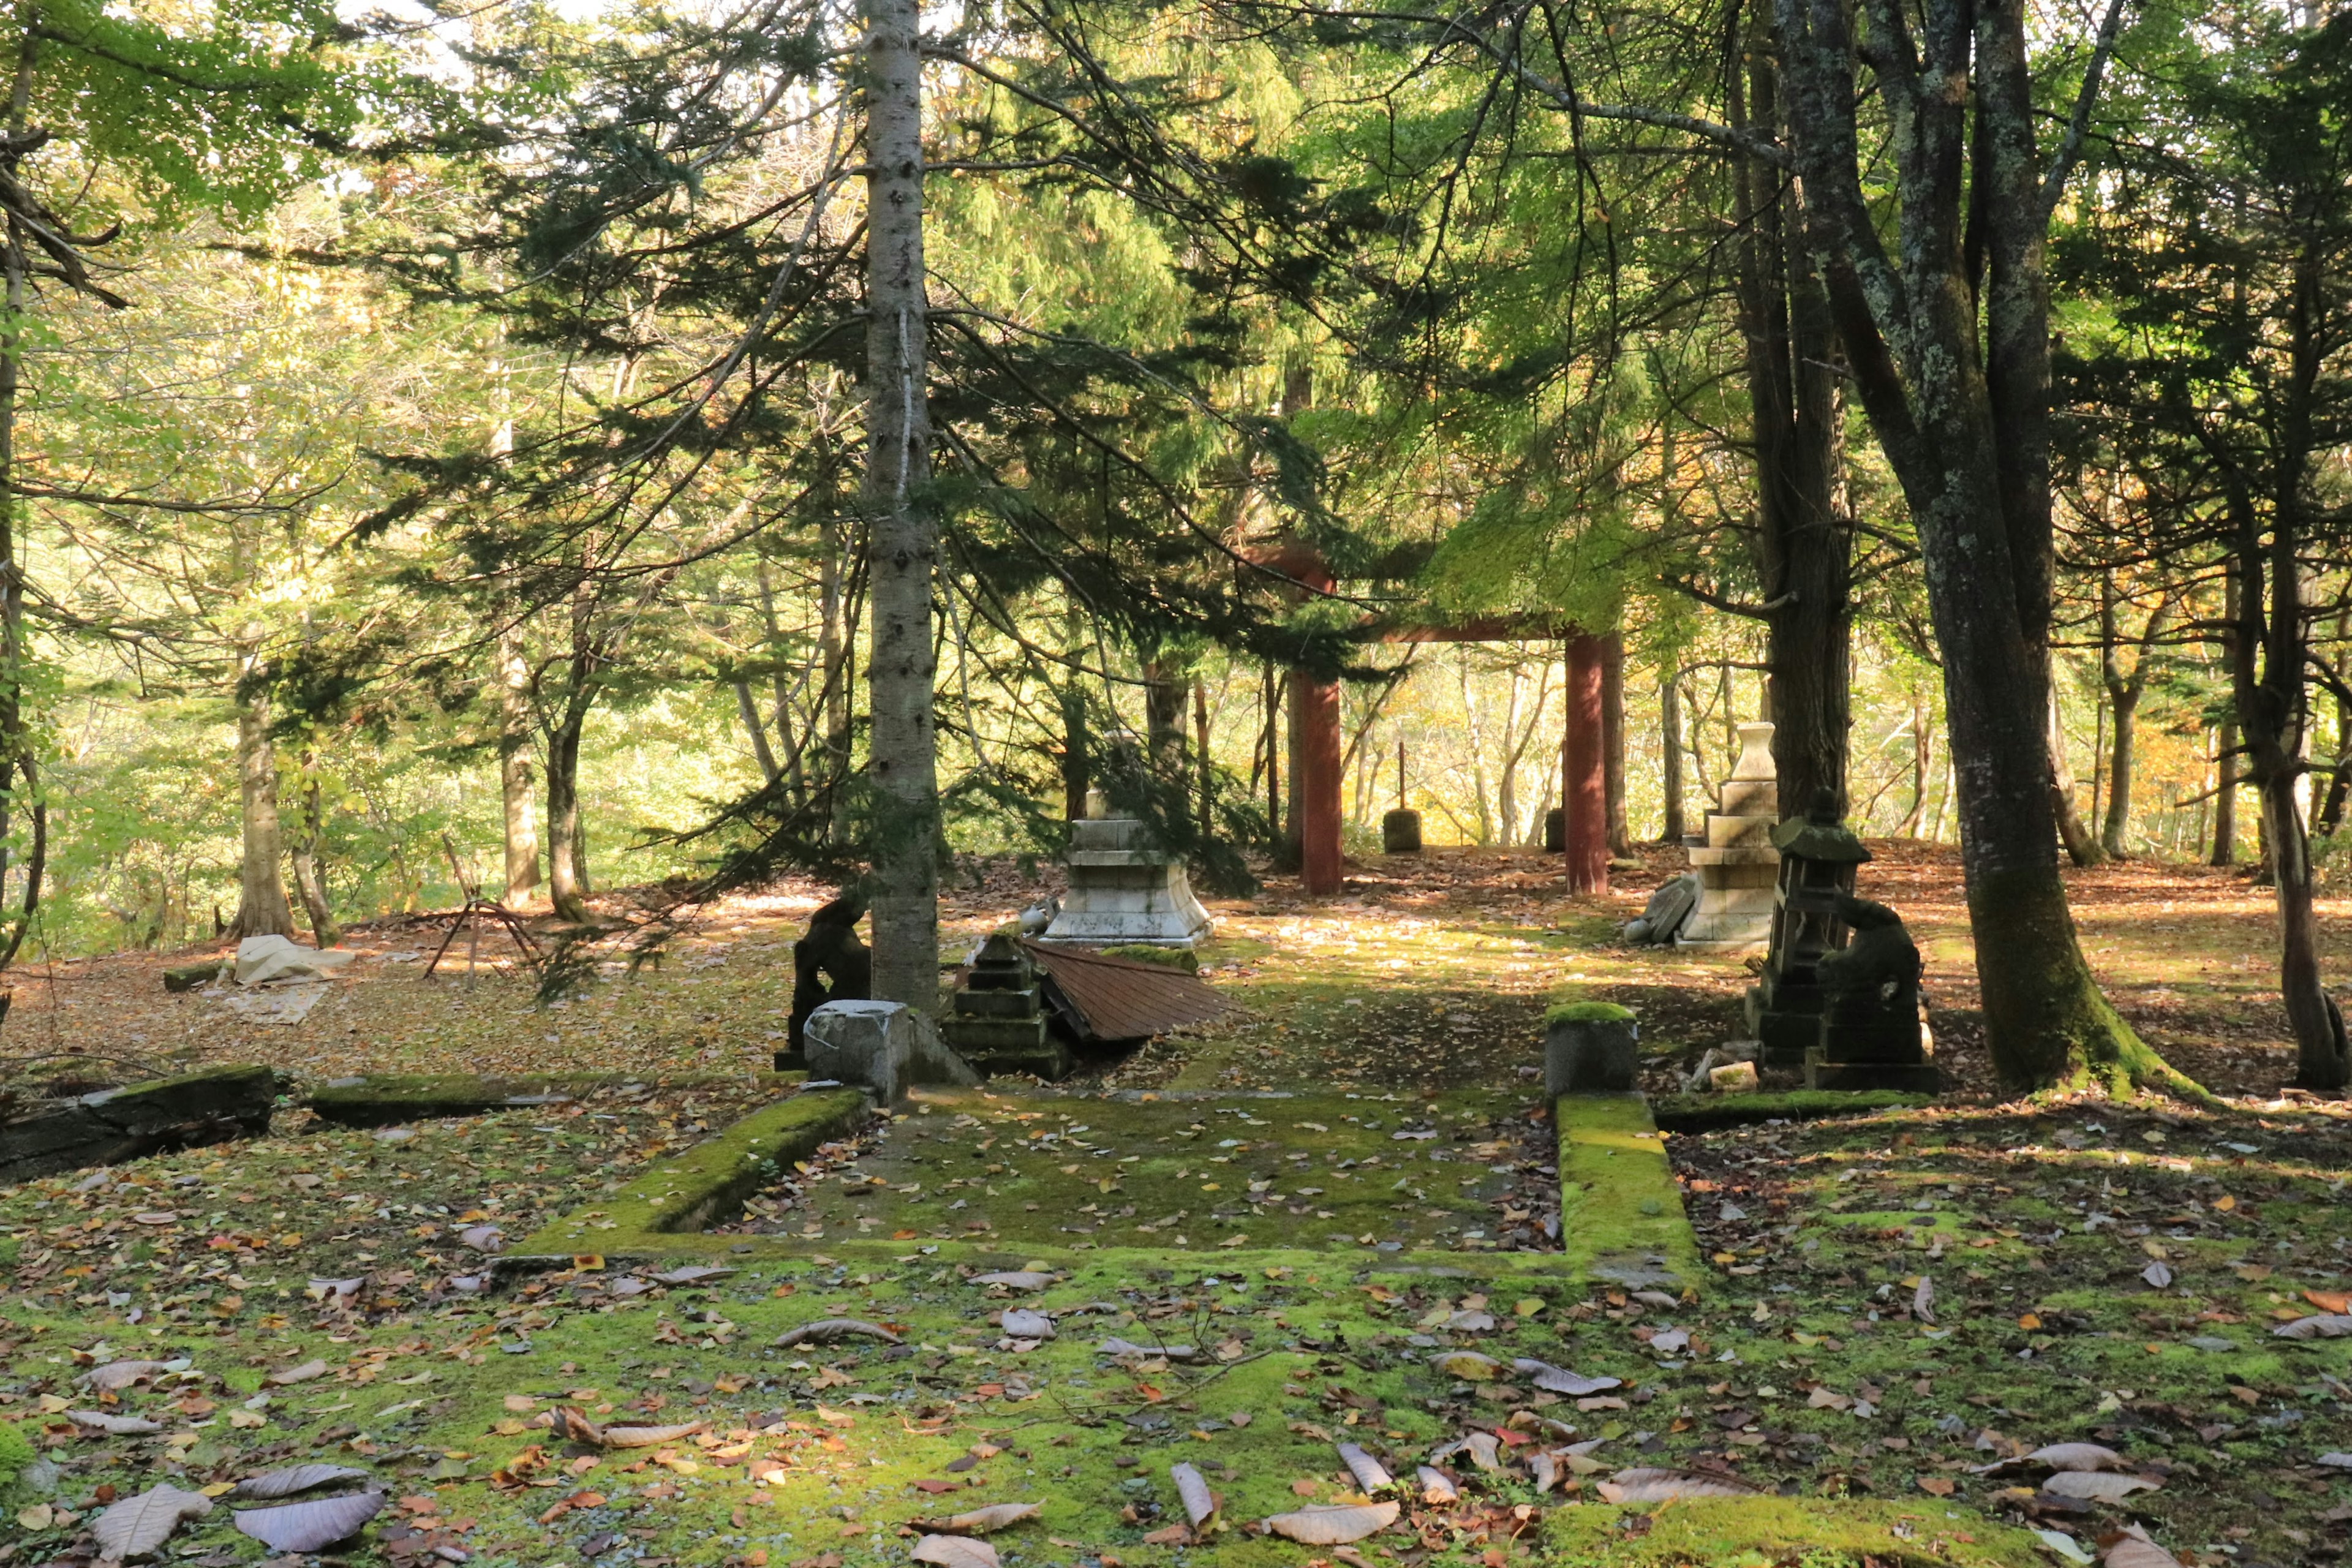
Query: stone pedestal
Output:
[[1039, 816, 1212, 947], [1801, 893, 1941, 1093], [1544, 1005, 1638, 1093], [804, 1000, 981, 1103], [942, 935, 1072, 1080], [1678, 721, 1779, 949], [1382, 809, 1423, 854]]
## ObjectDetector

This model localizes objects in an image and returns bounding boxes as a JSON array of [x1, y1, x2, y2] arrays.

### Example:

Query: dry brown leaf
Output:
[[911, 1532, 1001, 1568], [916, 1504, 1039, 1536], [2041, 1471, 2157, 1501], [92, 1484, 213, 1559], [1170, 1463, 1218, 1528], [999, 1310, 1055, 1340], [775, 1319, 903, 1348], [1336, 1442, 1392, 1491], [1510, 1359, 1621, 1397], [68, 1410, 162, 1436], [2027, 1445, 2130, 1473], [231, 1490, 387, 1551], [82, 1360, 174, 1392], [650, 1265, 736, 1285], [1594, 1468, 1759, 1504], [2100, 1525, 2182, 1568], [265, 1359, 328, 1386], [230, 1464, 371, 1501], [969, 1271, 1052, 1291], [1260, 1501, 1400, 1545], [2272, 1313, 2352, 1340], [599, 1420, 710, 1449], [1414, 1467, 1458, 1504]]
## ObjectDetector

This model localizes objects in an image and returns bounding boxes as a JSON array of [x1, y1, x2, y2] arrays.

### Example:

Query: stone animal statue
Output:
[[1815, 893, 1921, 1014], [786, 894, 872, 1060]]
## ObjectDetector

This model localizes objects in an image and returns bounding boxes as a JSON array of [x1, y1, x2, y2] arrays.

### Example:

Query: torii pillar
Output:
[[1562, 631, 1609, 894], [1293, 564, 1345, 896]]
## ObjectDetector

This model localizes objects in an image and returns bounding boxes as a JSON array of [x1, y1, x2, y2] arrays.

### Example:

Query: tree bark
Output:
[[1060, 679, 1089, 821], [1659, 667, 1686, 843], [2097, 581, 2169, 859], [544, 694, 591, 922], [1600, 633, 1629, 853], [861, 0, 940, 1010], [2049, 688, 2106, 866], [228, 679, 296, 939], [497, 631, 541, 905], [1899, 692, 1930, 838], [1562, 633, 1608, 892], [1769, 0, 2190, 1093], [1734, 26, 1852, 821], [288, 764, 337, 946], [0, 26, 45, 971]]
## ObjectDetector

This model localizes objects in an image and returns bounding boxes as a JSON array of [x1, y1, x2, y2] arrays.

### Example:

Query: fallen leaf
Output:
[[1171, 1463, 1218, 1528], [83, 1360, 175, 1393], [2272, 1313, 2352, 1340], [1511, 1358, 1621, 1397], [1336, 1442, 1392, 1491], [2305, 1289, 2351, 1314], [69, 1409, 163, 1435], [230, 1465, 371, 1501], [775, 1319, 903, 1348], [2040, 1471, 2157, 1501], [2100, 1525, 2180, 1568], [2317, 1452, 2352, 1469], [1594, 1468, 1758, 1504], [916, 1503, 1040, 1535], [2025, 1445, 2129, 1474], [1415, 1467, 1458, 1504], [1098, 1338, 1196, 1360], [1261, 1501, 1400, 1545], [92, 1484, 214, 1558], [651, 1265, 737, 1285], [2141, 1261, 2173, 1290], [969, 1271, 1052, 1291], [232, 1490, 388, 1551], [461, 1226, 505, 1254], [1433, 1351, 1502, 1380], [1000, 1310, 1054, 1340], [603, 1421, 710, 1449], [911, 1532, 1000, 1568], [1912, 1276, 1937, 1325], [1917, 1477, 1956, 1497], [265, 1359, 329, 1386], [2035, 1529, 2095, 1565]]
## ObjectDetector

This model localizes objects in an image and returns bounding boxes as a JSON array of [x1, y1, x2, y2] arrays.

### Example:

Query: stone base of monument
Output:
[[1803, 1049, 1943, 1094], [1746, 984, 1830, 1066], [1040, 817, 1212, 947], [805, 1000, 981, 1103], [1381, 808, 1423, 854], [0, 1065, 279, 1185], [1543, 1004, 1638, 1093], [941, 935, 1074, 1080]]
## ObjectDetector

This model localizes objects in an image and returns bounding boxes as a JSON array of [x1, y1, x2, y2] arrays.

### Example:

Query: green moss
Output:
[[0, 1419, 32, 1491], [1651, 1090, 1932, 1131], [513, 1088, 871, 1257], [1542, 1497, 2049, 1567], [1096, 944, 1199, 972], [1556, 1093, 1703, 1292], [1547, 1000, 1637, 1027]]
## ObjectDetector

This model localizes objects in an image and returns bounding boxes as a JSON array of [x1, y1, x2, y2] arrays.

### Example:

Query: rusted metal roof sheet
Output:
[[1020, 941, 1232, 1044]]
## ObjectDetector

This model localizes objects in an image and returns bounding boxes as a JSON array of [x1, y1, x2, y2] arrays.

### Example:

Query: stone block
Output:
[[1803, 1050, 1942, 1094], [1715, 778, 1777, 818], [0, 1066, 279, 1185], [1382, 809, 1423, 854], [1544, 1011, 1638, 1094], [805, 1001, 980, 1102], [1706, 812, 1773, 848]]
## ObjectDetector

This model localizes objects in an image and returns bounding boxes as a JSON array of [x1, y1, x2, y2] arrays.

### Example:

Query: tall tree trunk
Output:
[[862, 0, 939, 1010], [229, 679, 296, 938], [1193, 678, 1213, 834], [1060, 679, 1088, 821], [1600, 633, 1629, 853], [2212, 721, 2241, 865], [736, 681, 782, 783], [1770, 0, 2189, 1093], [545, 695, 592, 922], [2049, 688, 2106, 865], [497, 631, 541, 905], [1735, 29, 1852, 822], [1264, 665, 1283, 843], [1899, 693, 1930, 838], [1142, 657, 1188, 784], [1659, 667, 1686, 843], [288, 763, 338, 946], [0, 33, 39, 973]]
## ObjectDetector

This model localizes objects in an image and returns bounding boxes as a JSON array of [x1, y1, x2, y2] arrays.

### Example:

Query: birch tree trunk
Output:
[[861, 0, 940, 1009]]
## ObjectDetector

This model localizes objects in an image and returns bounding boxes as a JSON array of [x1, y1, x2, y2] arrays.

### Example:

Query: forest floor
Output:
[[2, 843, 2348, 1568]]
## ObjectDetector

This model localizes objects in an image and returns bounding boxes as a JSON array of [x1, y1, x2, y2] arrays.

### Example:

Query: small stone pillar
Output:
[[1746, 789, 1871, 1065], [1544, 1002, 1638, 1093], [805, 1000, 980, 1102], [1382, 809, 1423, 854], [1677, 721, 1779, 948], [941, 934, 1072, 1080]]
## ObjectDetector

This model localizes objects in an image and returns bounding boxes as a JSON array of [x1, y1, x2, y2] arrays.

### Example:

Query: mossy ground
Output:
[[4, 847, 2350, 1566]]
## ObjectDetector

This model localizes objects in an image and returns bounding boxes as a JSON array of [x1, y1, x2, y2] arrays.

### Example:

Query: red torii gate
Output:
[[1250, 543, 1610, 898]]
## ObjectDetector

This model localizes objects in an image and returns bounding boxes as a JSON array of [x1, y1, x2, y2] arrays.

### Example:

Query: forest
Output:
[[2, 1, 2352, 1563]]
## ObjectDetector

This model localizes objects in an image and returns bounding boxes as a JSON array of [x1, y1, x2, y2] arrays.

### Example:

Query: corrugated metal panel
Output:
[[1020, 942, 1232, 1043]]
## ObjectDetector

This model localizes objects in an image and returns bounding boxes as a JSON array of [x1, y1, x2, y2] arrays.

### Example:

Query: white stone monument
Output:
[[1678, 720, 1780, 949], [1039, 794, 1212, 948]]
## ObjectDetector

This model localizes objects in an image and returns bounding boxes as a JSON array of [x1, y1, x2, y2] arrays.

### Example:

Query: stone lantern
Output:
[[1745, 788, 1870, 1066]]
